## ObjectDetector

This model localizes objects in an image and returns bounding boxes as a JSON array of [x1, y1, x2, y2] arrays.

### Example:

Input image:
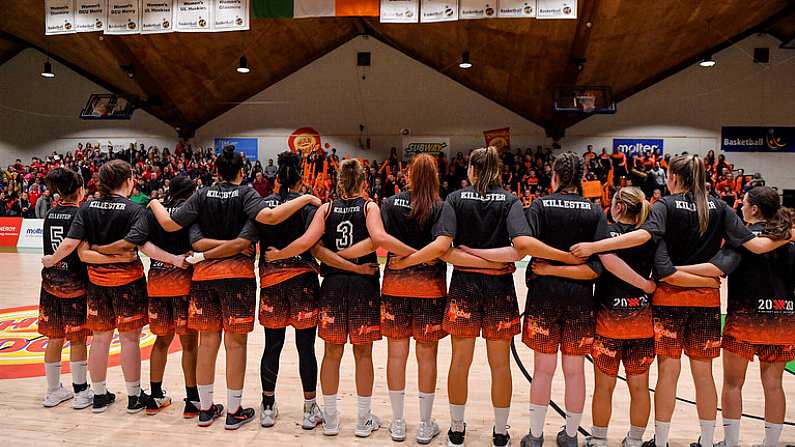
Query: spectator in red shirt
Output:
[[252, 171, 272, 197]]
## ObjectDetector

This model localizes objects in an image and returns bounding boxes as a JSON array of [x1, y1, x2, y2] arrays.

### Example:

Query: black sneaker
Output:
[[127, 391, 150, 414], [641, 439, 667, 447], [91, 391, 116, 413], [225, 406, 255, 430], [183, 399, 201, 419], [448, 423, 466, 447], [493, 427, 511, 447], [198, 403, 224, 427], [688, 438, 703, 447]]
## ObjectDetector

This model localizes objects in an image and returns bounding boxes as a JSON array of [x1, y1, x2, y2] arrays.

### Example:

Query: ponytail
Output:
[[613, 186, 650, 228], [469, 146, 501, 196], [45, 167, 83, 201], [552, 152, 584, 193], [669, 154, 710, 235], [746, 186, 794, 241], [338, 159, 366, 198], [276, 150, 302, 201]]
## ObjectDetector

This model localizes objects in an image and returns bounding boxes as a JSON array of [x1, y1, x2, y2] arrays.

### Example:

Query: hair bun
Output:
[[222, 145, 236, 158]]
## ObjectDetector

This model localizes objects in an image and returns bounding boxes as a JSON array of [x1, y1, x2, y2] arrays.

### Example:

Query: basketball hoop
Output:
[[575, 95, 596, 113]]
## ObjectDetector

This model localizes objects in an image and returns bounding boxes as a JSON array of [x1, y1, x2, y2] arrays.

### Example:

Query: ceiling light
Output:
[[699, 54, 716, 67], [41, 60, 55, 78], [237, 55, 250, 74], [459, 51, 472, 69]]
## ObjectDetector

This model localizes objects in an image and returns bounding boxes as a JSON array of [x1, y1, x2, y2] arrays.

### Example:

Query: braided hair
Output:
[[552, 152, 584, 192]]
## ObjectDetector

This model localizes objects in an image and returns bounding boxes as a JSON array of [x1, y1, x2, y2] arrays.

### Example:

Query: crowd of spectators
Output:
[[0, 140, 762, 220]]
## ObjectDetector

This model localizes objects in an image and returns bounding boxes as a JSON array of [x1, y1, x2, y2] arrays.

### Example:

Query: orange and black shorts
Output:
[[652, 305, 721, 360], [86, 279, 148, 333], [722, 334, 795, 364], [148, 296, 193, 336], [318, 274, 381, 345], [38, 289, 91, 343], [523, 300, 594, 355], [188, 279, 257, 334], [443, 270, 520, 341], [592, 335, 655, 377], [381, 295, 447, 343], [259, 272, 319, 330]]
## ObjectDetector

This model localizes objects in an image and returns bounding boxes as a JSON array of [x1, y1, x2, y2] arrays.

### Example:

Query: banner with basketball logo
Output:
[[74, 0, 107, 33], [420, 0, 457, 22], [484, 127, 511, 153], [140, 0, 175, 33], [380, 0, 418, 23], [214, 0, 249, 30], [105, 0, 141, 34], [536, 0, 576, 19], [45, 0, 76, 35], [174, 0, 213, 31], [459, 0, 496, 19], [497, 0, 535, 18]]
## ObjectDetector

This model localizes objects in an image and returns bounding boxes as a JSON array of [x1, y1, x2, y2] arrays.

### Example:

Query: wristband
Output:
[[186, 252, 205, 264]]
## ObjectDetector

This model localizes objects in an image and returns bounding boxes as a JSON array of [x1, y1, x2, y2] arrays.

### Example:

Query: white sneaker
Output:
[[260, 403, 278, 428], [43, 385, 73, 408], [355, 413, 381, 438], [416, 420, 441, 444], [72, 388, 94, 410], [390, 418, 407, 442], [621, 437, 644, 447], [586, 436, 609, 447], [322, 410, 340, 436], [302, 402, 322, 430]]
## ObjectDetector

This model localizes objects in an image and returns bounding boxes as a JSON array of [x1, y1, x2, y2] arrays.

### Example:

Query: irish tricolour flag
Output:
[[253, 0, 380, 18]]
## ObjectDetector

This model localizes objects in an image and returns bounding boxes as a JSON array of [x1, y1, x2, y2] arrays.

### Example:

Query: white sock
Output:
[[591, 425, 608, 440], [654, 421, 671, 447], [450, 403, 466, 431], [125, 380, 141, 397], [763, 422, 782, 447], [389, 390, 405, 421], [70, 361, 87, 386], [323, 394, 337, 417], [44, 362, 61, 392], [198, 384, 214, 411], [303, 397, 316, 412], [566, 411, 583, 437], [93, 380, 107, 395], [418, 392, 435, 423], [529, 403, 548, 437], [494, 407, 510, 435], [357, 395, 371, 420], [628, 425, 646, 441], [699, 419, 716, 447], [227, 388, 243, 413], [722, 417, 740, 447]]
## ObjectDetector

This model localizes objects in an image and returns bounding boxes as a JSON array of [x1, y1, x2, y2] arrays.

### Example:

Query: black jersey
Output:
[[171, 182, 264, 281], [595, 222, 656, 301], [320, 196, 378, 277], [721, 223, 795, 344], [256, 192, 319, 287], [641, 193, 754, 275], [67, 195, 146, 287], [126, 198, 193, 297], [380, 191, 456, 298], [42, 204, 87, 298], [445, 186, 530, 274], [525, 191, 607, 305]]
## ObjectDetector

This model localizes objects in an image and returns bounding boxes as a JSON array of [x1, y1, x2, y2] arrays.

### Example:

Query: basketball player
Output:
[[82, 176, 199, 416], [266, 158, 410, 438], [147, 146, 320, 429], [43, 160, 151, 414], [38, 168, 96, 409], [571, 155, 794, 447]]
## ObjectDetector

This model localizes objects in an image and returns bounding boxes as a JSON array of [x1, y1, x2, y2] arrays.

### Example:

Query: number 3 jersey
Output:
[[42, 204, 88, 298], [722, 222, 795, 345], [320, 196, 378, 278]]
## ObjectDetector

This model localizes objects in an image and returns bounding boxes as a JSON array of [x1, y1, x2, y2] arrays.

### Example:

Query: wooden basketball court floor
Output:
[[1, 251, 793, 446]]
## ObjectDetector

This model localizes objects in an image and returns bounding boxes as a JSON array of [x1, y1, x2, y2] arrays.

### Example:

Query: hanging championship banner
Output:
[[141, 0, 174, 33], [484, 127, 511, 153], [45, 0, 76, 35], [106, 0, 141, 34], [497, 0, 534, 18], [380, 0, 418, 23], [459, 0, 496, 19], [174, 0, 213, 32], [536, 0, 576, 19], [420, 0, 458, 22], [214, 0, 249, 31], [74, 0, 107, 33]]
